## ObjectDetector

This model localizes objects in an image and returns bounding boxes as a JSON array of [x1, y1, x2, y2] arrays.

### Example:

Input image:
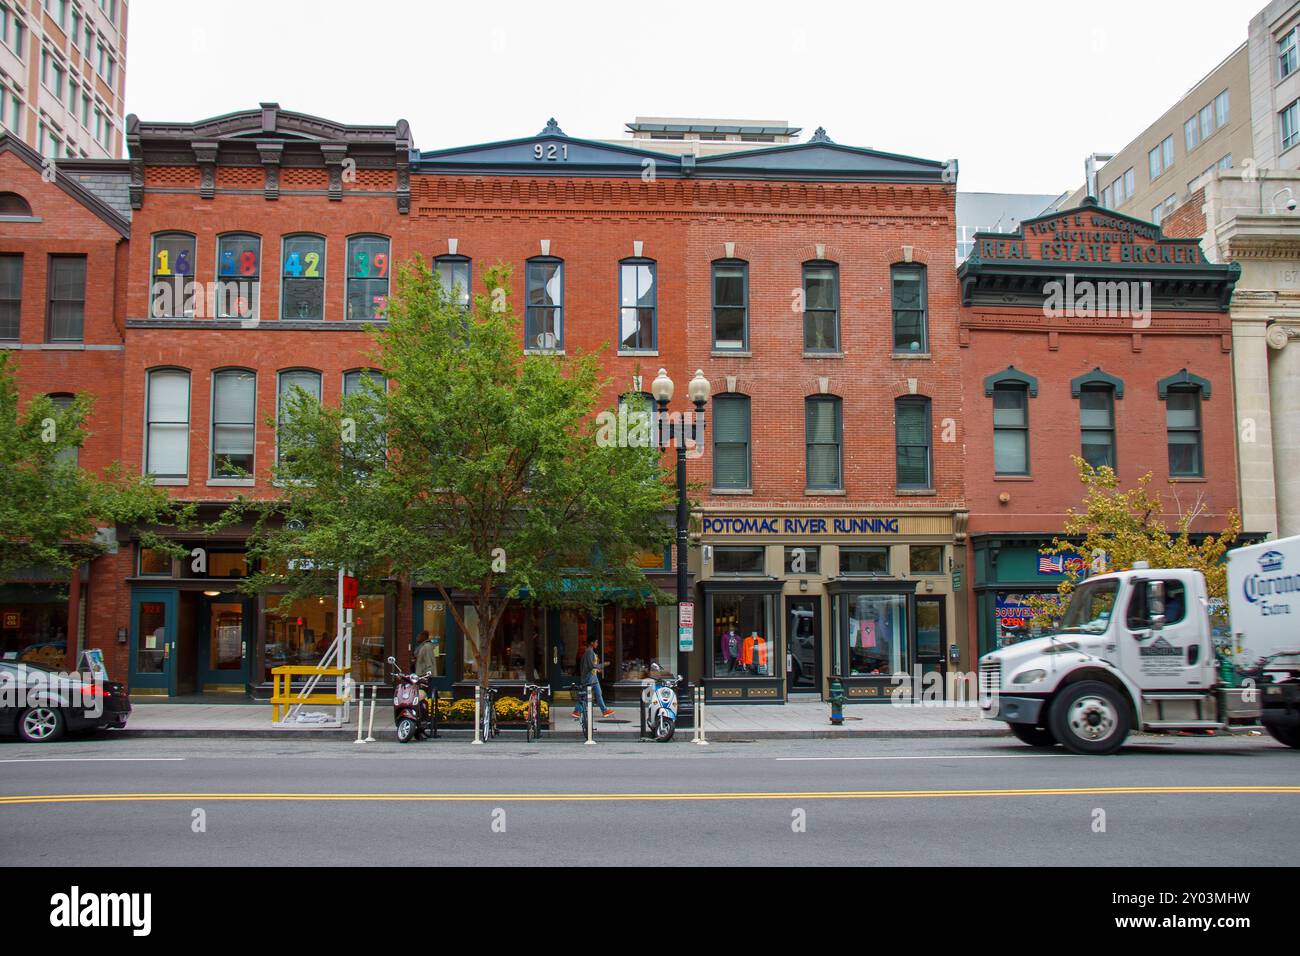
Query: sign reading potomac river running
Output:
[[702, 515, 901, 535], [975, 209, 1206, 267]]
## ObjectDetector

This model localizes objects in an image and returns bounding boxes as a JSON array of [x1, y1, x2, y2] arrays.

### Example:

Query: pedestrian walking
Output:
[[572, 637, 615, 722]]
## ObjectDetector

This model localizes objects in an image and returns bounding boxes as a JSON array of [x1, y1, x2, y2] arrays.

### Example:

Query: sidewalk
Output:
[[121, 698, 1006, 740]]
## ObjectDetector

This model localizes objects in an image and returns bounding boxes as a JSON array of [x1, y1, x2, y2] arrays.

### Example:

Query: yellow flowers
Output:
[[433, 696, 549, 721]]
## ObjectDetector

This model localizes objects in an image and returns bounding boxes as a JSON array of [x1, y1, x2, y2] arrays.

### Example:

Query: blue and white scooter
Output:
[[642, 663, 682, 742]]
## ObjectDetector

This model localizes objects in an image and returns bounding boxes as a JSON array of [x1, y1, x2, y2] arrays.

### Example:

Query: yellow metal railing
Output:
[[270, 664, 350, 723]]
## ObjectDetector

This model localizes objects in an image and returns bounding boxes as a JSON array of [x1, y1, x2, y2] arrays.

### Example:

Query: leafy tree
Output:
[[236, 261, 677, 689], [0, 351, 190, 580], [1026, 457, 1240, 630]]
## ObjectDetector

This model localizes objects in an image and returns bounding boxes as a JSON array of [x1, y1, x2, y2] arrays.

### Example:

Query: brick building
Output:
[[957, 198, 1241, 655], [4, 104, 969, 703], [0, 132, 129, 666]]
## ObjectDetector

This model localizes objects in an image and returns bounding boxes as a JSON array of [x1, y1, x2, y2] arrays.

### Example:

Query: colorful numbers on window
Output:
[[155, 246, 192, 277], [351, 251, 387, 278]]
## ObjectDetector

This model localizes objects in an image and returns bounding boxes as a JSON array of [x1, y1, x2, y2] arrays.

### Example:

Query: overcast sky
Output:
[[125, 0, 1258, 195]]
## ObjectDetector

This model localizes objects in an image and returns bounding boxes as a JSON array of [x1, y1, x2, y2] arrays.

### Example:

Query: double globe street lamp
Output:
[[649, 367, 711, 684]]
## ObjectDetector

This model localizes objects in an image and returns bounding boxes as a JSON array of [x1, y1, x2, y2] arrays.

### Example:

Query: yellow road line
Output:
[[2, 786, 1299, 806]]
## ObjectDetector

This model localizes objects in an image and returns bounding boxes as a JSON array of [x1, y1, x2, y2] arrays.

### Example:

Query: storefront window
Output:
[[0, 585, 70, 663], [711, 592, 775, 678], [993, 591, 1042, 648], [138, 547, 171, 576], [619, 604, 674, 680], [351, 593, 387, 683], [555, 608, 590, 684], [462, 603, 545, 681], [847, 593, 908, 677], [263, 596, 336, 681], [714, 546, 765, 576], [784, 546, 820, 575], [841, 547, 889, 576], [909, 546, 943, 574]]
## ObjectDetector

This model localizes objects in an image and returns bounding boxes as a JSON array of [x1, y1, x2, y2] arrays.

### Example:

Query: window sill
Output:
[[711, 350, 751, 358], [524, 349, 566, 356], [207, 478, 255, 487], [618, 349, 659, 357], [711, 488, 753, 495], [40, 342, 86, 349], [1168, 476, 1208, 482], [993, 474, 1034, 481], [896, 488, 937, 496], [802, 351, 844, 359], [891, 352, 932, 360], [151, 478, 189, 486], [805, 488, 846, 496]]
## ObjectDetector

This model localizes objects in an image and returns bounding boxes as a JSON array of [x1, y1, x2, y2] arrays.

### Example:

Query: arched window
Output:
[[49, 394, 78, 466], [712, 394, 751, 490], [805, 395, 842, 491], [215, 233, 260, 320], [434, 255, 471, 311], [281, 234, 325, 320], [712, 259, 748, 351], [211, 369, 256, 479], [525, 257, 563, 350], [346, 235, 390, 320], [618, 258, 656, 351], [277, 369, 322, 467], [802, 261, 839, 352], [150, 232, 195, 319], [895, 396, 932, 489], [145, 368, 190, 481], [0, 192, 34, 216], [891, 264, 928, 353]]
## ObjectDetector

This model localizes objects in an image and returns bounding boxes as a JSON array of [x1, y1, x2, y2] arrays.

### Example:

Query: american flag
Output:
[[1038, 554, 1064, 574]]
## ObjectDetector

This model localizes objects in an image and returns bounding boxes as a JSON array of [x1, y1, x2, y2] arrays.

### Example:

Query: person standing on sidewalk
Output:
[[572, 637, 615, 721]]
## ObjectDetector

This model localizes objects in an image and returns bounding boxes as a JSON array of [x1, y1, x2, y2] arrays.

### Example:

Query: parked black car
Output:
[[0, 660, 130, 742]]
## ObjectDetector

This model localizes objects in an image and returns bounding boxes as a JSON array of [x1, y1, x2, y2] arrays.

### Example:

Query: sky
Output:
[[124, 0, 1260, 195]]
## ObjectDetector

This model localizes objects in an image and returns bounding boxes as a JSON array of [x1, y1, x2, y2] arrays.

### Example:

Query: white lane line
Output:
[[0, 757, 186, 764], [776, 754, 1072, 762]]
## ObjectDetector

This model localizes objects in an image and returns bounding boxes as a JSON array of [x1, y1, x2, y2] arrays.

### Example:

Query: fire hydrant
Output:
[[828, 674, 846, 725]]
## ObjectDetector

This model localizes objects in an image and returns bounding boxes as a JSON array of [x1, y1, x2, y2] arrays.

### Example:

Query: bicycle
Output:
[[478, 684, 500, 741], [522, 682, 550, 742]]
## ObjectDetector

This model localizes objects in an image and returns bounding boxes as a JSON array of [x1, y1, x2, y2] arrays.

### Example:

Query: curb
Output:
[[113, 726, 1009, 741]]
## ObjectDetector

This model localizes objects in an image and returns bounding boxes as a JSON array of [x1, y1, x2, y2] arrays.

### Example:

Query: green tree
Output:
[[1026, 457, 1240, 629], [0, 351, 190, 580], [237, 261, 677, 689]]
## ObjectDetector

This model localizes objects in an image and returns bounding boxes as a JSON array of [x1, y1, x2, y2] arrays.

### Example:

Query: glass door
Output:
[[198, 595, 250, 690], [916, 597, 946, 699], [130, 589, 177, 694], [785, 596, 821, 693]]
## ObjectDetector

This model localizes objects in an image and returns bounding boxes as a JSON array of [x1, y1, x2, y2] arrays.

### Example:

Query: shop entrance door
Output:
[[550, 609, 599, 697], [916, 597, 946, 699], [197, 594, 251, 690], [130, 589, 177, 695], [785, 596, 821, 694]]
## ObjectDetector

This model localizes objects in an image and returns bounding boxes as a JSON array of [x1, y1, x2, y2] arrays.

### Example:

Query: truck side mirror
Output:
[[1146, 580, 1166, 632]]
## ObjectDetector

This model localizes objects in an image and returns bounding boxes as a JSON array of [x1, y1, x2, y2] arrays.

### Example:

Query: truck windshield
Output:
[[1058, 579, 1119, 634]]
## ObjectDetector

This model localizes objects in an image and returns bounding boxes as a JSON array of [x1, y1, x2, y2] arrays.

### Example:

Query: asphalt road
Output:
[[2, 734, 1298, 866]]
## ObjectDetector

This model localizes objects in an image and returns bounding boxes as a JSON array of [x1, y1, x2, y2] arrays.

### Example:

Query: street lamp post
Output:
[[650, 368, 711, 687]]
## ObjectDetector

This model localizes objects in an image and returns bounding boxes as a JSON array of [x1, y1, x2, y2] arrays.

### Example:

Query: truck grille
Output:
[[979, 660, 1002, 702]]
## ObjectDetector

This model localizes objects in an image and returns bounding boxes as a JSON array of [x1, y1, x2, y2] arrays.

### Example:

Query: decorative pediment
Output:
[[416, 132, 675, 177], [694, 142, 948, 182]]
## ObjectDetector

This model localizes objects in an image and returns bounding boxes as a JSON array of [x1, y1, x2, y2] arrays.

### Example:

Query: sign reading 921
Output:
[[533, 142, 569, 161]]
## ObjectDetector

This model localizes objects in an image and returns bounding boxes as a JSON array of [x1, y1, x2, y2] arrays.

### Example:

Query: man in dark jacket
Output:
[[572, 637, 616, 721]]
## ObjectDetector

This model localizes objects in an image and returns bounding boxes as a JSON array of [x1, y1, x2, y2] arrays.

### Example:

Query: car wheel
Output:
[[18, 706, 65, 743], [1009, 723, 1058, 748], [1049, 680, 1131, 755]]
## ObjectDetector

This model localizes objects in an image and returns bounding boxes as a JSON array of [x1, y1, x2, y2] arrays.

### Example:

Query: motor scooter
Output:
[[387, 656, 437, 743], [641, 663, 682, 742]]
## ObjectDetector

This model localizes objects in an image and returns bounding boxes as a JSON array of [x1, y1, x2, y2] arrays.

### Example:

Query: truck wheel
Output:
[[1049, 681, 1130, 755], [1009, 723, 1057, 748], [1264, 722, 1300, 749]]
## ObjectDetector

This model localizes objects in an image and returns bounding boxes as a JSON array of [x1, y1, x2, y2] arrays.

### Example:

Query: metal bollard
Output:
[[354, 683, 366, 744], [694, 685, 709, 746], [472, 684, 483, 745], [365, 684, 377, 743], [584, 685, 595, 745]]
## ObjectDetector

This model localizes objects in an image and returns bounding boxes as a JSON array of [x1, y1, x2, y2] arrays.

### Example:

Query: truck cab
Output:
[[980, 566, 1264, 754]]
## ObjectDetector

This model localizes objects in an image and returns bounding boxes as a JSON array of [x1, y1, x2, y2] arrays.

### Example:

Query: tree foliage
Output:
[[1027, 457, 1240, 630], [0, 351, 190, 579], [235, 261, 677, 687]]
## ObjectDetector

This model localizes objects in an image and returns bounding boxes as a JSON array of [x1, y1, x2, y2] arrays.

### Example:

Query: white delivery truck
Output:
[[979, 534, 1300, 754]]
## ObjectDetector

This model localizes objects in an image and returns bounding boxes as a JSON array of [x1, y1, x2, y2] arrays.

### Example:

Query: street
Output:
[[2, 734, 1297, 866]]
